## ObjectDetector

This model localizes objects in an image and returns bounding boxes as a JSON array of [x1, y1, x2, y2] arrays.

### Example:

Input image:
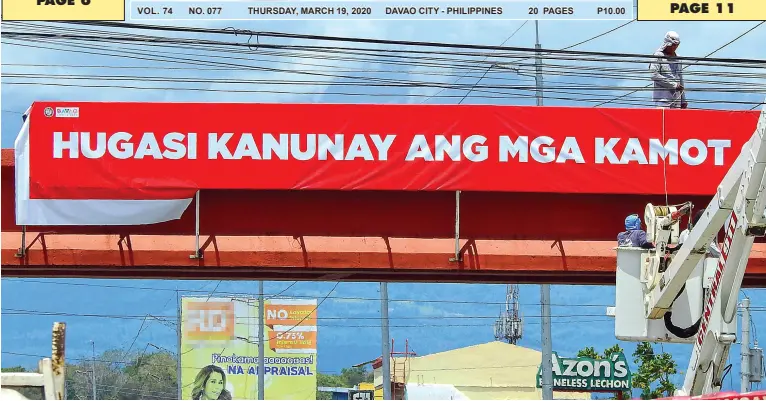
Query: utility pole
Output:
[[535, 19, 553, 401], [381, 282, 392, 400], [742, 297, 751, 393], [534, 20, 544, 107], [176, 291, 182, 400], [90, 340, 97, 400], [258, 280, 266, 400], [541, 283, 553, 400]]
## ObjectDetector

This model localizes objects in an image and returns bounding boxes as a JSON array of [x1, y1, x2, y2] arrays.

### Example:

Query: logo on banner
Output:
[[43, 107, 54, 118], [265, 303, 317, 326], [55, 107, 79, 118], [185, 301, 235, 341]]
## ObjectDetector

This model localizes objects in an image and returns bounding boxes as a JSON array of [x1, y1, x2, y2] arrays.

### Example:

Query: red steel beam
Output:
[[4, 232, 766, 286], [5, 148, 766, 285], [0, 149, 720, 241]]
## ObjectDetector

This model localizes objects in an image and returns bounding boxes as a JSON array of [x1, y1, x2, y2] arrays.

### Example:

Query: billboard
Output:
[[180, 297, 317, 400], [536, 351, 632, 392], [14, 101, 761, 226]]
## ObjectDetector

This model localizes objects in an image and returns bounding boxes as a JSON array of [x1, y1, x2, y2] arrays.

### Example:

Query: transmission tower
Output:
[[494, 284, 523, 344]]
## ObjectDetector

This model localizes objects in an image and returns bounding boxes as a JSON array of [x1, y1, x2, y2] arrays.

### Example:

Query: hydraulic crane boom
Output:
[[614, 100, 766, 397]]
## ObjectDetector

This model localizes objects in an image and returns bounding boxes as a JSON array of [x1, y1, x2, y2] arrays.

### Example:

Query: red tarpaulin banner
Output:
[[14, 102, 762, 226]]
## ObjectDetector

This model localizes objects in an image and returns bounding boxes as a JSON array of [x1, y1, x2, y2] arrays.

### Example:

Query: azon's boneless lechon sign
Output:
[[15, 102, 761, 226]]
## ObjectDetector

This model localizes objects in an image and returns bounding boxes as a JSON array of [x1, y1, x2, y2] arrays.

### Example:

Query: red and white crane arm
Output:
[[614, 100, 766, 397]]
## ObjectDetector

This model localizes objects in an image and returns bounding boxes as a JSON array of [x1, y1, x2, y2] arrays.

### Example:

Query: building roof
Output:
[[380, 341, 590, 400], [318, 387, 352, 394]]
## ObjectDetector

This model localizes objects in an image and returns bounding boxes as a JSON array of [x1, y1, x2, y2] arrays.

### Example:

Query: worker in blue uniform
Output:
[[618, 214, 655, 248]]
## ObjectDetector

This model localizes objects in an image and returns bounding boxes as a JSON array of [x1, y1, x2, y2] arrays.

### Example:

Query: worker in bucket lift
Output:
[[650, 31, 687, 109], [617, 214, 655, 249]]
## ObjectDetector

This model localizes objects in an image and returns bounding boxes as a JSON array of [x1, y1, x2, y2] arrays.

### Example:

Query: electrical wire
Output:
[[268, 281, 298, 300], [5, 20, 764, 78], [4, 72, 762, 97], [4, 318, 613, 371], [2, 278, 613, 307], [2, 30, 761, 110], [5, 61, 765, 85], [1, 350, 553, 374], [3, 22, 764, 78], [560, 20, 635, 50], [5, 20, 764, 81], [36, 21, 766, 66], [1, 64, 755, 107], [422, 20, 528, 104], [3, 80, 756, 110], [4, 26, 765, 70], [1, 308, 611, 321]]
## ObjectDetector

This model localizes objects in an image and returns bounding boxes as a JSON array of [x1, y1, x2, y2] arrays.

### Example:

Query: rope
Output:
[[662, 107, 669, 207]]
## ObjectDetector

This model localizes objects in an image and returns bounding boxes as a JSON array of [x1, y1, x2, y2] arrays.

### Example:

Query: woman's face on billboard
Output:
[[203, 371, 224, 400]]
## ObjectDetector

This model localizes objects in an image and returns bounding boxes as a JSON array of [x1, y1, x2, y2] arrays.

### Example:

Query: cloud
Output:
[[328, 298, 368, 305], [391, 301, 467, 318]]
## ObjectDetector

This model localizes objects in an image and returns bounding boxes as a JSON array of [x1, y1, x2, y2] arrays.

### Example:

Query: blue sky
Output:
[[2, 6, 766, 397]]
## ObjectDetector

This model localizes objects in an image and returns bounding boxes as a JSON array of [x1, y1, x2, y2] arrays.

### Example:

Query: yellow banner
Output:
[[180, 297, 317, 400], [1, 0, 125, 21], [637, 0, 766, 21]]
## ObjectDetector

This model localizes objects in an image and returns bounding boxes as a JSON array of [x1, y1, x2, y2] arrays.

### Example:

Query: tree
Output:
[[41, 348, 178, 400], [119, 351, 178, 400], [317, 366, 375, 400], [578, 344, 625, 360], [577, 345, 631, 400], [632, 342, 678, 399], [317, 373, 348, 400], [340, 366, 374, 388], [577, 342, 679, 400]]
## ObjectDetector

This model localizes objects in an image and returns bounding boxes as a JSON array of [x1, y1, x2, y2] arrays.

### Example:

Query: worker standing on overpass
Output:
[[650, 31, 687, 109]]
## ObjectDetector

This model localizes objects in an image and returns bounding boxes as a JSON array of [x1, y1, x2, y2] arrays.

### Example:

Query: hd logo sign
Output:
[[2, 0, 125, 21], [184, 301, 236, 341]]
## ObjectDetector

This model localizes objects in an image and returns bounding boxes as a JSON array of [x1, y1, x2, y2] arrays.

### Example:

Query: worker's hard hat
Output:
[[625, 214, 641, 230], [665, 31, 680, 44]]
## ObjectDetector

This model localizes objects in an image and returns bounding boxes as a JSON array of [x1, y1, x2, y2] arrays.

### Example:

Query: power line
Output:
[[2, 23, 761, 97], [4, 29, 764, 71], [4, 61, 762, 98], [3, 279, 613, 307], [1, 308, 610, 321], [2, 350, 571, 373], [506, 19, 636, 68], [2, 29, 761, 110], [5, 72, 762, 97], [560, 20, 635, 50], [4, 21, 762, 76], [8, 21, 764, 80], [422, 20, 528, 104], [38, 21, 766, 66], [1, 21, 760, 116], [5, 61, 765, 83], [4, 80, 757, 109]]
